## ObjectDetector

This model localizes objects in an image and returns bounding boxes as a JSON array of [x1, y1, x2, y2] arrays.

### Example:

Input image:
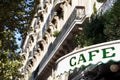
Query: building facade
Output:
[[20, 0, 118, 80]]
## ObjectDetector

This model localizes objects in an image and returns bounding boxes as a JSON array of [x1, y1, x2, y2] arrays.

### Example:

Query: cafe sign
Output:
[[56, 40, 120, 77]]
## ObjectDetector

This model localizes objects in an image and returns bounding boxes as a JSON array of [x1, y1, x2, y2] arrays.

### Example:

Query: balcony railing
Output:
[[35, 6, 86, 78]]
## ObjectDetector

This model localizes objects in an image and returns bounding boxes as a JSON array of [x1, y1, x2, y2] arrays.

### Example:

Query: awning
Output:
[[56, 40, 120, 77]]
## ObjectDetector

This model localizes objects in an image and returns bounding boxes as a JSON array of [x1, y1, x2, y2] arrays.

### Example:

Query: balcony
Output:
[[35, 6, 87, 79]]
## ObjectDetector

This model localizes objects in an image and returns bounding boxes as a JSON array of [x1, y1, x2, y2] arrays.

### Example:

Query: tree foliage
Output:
[[75, 0, 120, 48], [53, 30, 60, 37], [104, 0, 120, 41], [0, 0, 40, 79]]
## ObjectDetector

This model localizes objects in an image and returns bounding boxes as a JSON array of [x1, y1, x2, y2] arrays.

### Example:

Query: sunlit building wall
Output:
[[20, 0, 117, 80]]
